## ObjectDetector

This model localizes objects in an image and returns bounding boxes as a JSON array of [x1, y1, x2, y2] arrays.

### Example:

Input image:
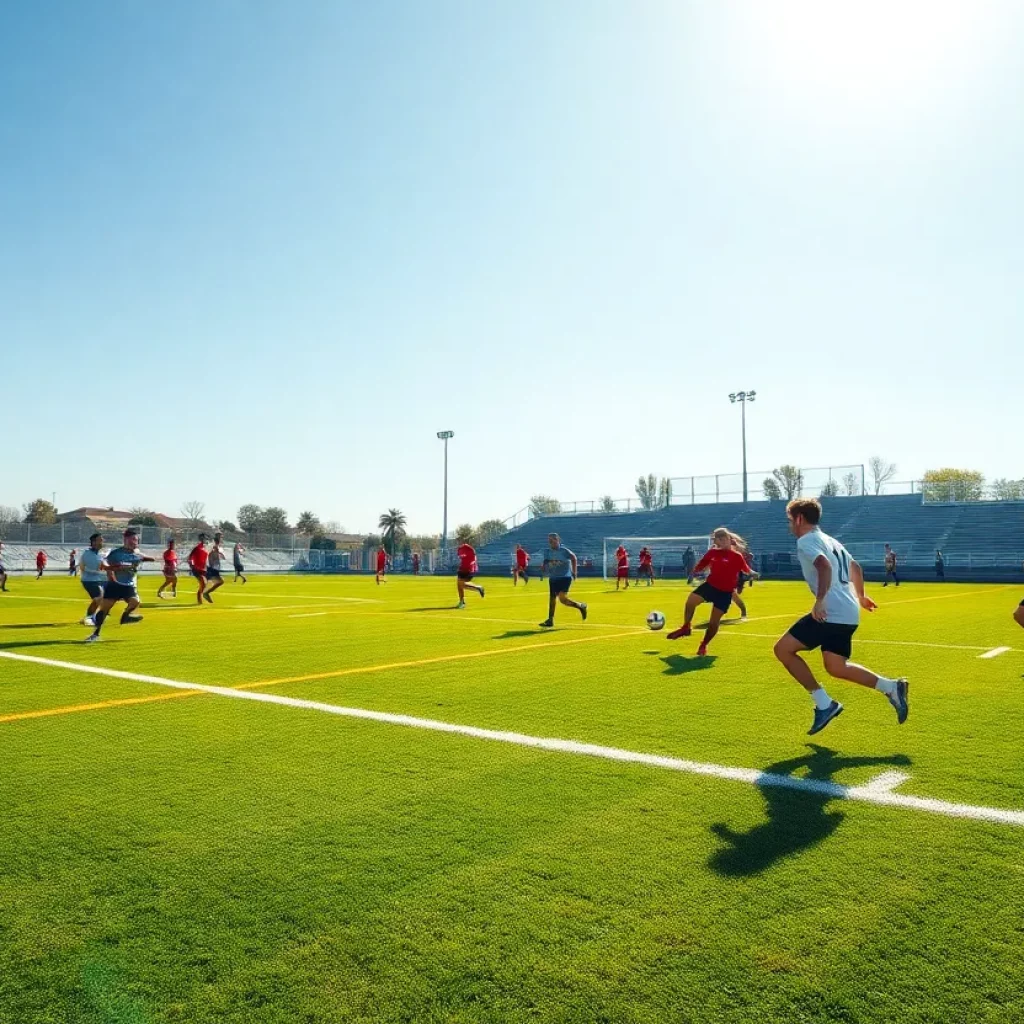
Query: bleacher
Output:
[[474, 494, 1024, 583]]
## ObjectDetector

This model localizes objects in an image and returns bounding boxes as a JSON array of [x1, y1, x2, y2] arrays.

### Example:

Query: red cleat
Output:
[[697, 643, 709, 657], [666, 624, 692, 641]]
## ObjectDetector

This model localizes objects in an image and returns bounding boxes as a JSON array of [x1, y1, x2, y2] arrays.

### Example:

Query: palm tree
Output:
[[378, 509, 408, 558]]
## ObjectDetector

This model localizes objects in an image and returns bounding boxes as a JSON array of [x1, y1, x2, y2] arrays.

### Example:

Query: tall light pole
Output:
[[437, 430, 454, 555], [728, 391, 756, 502]]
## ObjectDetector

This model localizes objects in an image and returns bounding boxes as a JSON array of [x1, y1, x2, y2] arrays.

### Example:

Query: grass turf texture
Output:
[[1, 574, 1022, 1024]]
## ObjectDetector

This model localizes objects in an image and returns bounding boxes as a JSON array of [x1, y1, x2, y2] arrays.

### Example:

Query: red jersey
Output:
[[516, 548, 529, 568], [694, 548, 752, 593], [639, 549, 652, 567], [376, 550, 387, 571], [615, 546, 628, 568], [163, 548, 178, 570], [36, 552, 47, 567], [457, 543, 476, 573], [189, 545, 209, 571]]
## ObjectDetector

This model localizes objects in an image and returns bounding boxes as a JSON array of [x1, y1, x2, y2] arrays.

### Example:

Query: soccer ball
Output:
[[646, 610, 666, 631]]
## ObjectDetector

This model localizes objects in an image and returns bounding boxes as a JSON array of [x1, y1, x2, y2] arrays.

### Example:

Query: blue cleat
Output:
[[886, 678, 910, 724], [808, 700, 844, 736]]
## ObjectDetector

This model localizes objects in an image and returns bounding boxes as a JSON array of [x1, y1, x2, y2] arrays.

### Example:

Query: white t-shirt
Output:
[[796, 529, 861, 626]]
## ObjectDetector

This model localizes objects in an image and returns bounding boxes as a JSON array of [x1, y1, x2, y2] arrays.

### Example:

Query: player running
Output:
[[637, 546, 654, 586], [0, 542, 7, 592], [729, 532, 755, 620], [773, 499, 908, 735], [77, 533, 107, 626], [513, 544, 530, 586], [68, 549, 78, 575], [375, 546, 388, 584], [1014, 599, 1024, 630], [35, 550, 47, 579], [683, 546, 697, 585], [233, 541, 248, 584], [157, 538, 178, 599], [85, 529, 155, 642], [667, 529, 753, 655], [539, 533, 587, 627], [883, 544, 900, 587], [204, 532, 228, 601], [456, 541, 484, 608], [188, 534, 210, 605], [614, 544, 630, 590]]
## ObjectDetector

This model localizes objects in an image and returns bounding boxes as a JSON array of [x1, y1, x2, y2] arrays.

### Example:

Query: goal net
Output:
[[602, 536, 710, 582]]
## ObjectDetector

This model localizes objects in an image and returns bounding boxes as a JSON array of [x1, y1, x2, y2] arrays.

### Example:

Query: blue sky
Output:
[[2, 0, 1021, 533]]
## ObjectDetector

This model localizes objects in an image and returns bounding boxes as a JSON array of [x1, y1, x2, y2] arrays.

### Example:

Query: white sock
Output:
[[812, 688, 833, 710], [875, 677, 898, 696]]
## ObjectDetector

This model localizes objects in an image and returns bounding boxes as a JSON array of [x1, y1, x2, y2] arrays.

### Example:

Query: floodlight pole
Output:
[[728, 391, 756, 503], [437, 431, 454, 556]]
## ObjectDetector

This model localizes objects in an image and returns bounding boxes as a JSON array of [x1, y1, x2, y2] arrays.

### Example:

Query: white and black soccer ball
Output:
[[646, 610, 666, 631]]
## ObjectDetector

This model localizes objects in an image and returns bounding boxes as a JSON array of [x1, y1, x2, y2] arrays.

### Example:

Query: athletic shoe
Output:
[[457, 601, 466, 609], [84, 634, 101, 643], [808, 700, 844, 736], [121, 615, 144, 625], [739, 616, 748, 623], [81, 616, 96, 627], [479, 587, 485, 599], [696, 643, 708, 657], [203, 593, 213, 604], [579, 603, 588, 621], [539, 618, 554, 628], [666, 624, 692, 641], [886, 678, 910, 724]]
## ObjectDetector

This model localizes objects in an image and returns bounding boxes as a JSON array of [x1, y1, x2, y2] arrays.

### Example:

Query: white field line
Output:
[[1, 650, 1022, 829], [718, 631, 1018, 654], [978, 647, 1012, 659], [859, 770, 911, 794], [289, 612, 329, 619]]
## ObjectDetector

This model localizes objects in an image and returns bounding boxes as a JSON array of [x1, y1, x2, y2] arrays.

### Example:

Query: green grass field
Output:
[[2, 572, 1023, 1024]]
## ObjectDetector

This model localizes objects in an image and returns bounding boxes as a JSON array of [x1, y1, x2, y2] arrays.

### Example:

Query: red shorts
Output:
[[617, 566, 628, 579]]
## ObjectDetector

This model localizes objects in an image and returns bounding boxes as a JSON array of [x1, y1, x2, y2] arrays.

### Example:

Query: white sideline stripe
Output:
[[718, 631, 1015, 654], [2, 650, 1022, 829], [978, 647, 1012, 659], [859, 770, 911, 794], [289, 612, 329, 619]]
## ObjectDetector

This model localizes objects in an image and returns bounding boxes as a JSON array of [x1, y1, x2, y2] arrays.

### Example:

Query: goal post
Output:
[[602, 536, 710, 582]]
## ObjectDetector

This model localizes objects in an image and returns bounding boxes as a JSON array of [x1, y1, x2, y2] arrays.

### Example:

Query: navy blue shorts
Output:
[[103, 582, 138, 604], [788, 615, 857, 659], [695, 582, 733, 613], [192, 568, 206, 580], [206, 566, 222, 580], [549, 577, 572, 596], [82, 581, 105, 600], [457, 571, 474, 582], [234, 562, 244, 573]]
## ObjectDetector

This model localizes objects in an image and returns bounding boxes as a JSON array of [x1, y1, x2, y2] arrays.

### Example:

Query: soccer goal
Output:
[[601, 536, 710, 582]]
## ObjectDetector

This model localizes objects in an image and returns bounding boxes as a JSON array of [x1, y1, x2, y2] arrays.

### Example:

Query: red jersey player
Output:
[[456, 542, 484, 607], [375, 546, 387, 584], [637, 546, 654, 586], [35, 550, 47, 579], [188, 534, 210, 605], [614, 545, 629, 590], [513, 544, 530, 586], [157, 538, 178, 600], [667, 529, 753, 655]]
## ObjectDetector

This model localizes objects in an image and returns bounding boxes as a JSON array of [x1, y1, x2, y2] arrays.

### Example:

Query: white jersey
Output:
[[796, 529, 860, 626]]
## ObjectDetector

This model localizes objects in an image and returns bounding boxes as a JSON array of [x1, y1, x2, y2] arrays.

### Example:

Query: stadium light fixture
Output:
[[437, 431, 455, 553], [728, 391, 756, 503]]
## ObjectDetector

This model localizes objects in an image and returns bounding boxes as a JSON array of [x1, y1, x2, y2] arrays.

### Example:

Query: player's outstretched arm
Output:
[[850, 559, 877, 611]]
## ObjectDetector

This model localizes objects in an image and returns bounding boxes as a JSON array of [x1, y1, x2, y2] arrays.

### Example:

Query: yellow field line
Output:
[[0, 690, 200, 724], [0, 628, 646, 723]]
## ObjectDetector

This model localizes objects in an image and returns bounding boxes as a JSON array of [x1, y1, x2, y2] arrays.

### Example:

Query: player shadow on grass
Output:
[[0, 622, 69, 630], [409, 606, 467, 613], [708, 745, 912, 877], [658, 653, 717, 675], [493, 629, 553, 639], [0, 638, 122, 649]]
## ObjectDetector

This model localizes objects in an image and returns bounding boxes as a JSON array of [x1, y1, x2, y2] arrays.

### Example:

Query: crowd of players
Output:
[[3, 498, 1023, 734]]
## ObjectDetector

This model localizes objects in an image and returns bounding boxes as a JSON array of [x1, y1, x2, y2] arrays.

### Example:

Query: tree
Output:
[[217, 520, 238, 534], [23, 498, 58, 524], [658, 477, 673, 508], [128, 507, 158, 526], [868, 456, 897, 496], [309, 534, 337, 550], [991, 478, 1024, 501], [257, 507, 290, 534], [362, 533, 382, 555], [922, 468, 985, 503], [238, 504, 262, 532], [378, 509, 408, 556], [0, 505, 20, 539], [771, 465, 804, 500], [762, 477, 783, 501], [599, 495, 616, 512], [842, 471, 860, 496], [321, 520, 344, 534], [454, 523, 476, 545], [529, 495, 561, 517], [820, 479, 840, 498], [635, 474, 658, 510], [296, 511, 322, 535], [180, 500, 206, 530], [407, 534, 439, 552], [476, 518, 507, 547]]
